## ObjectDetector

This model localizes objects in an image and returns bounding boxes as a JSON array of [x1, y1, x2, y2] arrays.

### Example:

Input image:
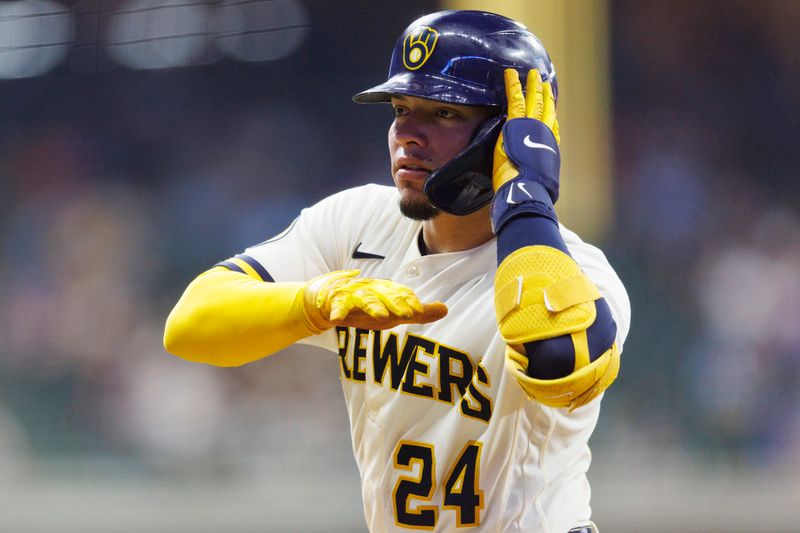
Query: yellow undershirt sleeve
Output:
[[163, 267, 326, 367]]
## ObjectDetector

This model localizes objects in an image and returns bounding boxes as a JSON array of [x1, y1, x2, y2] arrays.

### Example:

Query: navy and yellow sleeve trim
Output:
[[214, 254, 274, 282]]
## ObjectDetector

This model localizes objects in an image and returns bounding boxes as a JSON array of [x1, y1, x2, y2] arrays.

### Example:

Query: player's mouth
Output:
[[395, 157, 434, 183]]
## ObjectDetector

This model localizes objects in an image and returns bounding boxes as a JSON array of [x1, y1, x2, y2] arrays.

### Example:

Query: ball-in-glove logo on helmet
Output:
[[403, 26, 438, 70]]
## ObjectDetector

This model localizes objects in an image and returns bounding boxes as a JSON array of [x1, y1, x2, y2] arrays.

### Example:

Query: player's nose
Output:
[[392, 116, 428, 148]]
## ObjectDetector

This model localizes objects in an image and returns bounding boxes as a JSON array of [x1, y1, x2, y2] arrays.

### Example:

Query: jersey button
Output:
[[406, 265, 420, 278]]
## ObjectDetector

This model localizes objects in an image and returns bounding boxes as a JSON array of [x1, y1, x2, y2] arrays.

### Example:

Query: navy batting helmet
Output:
[[353, 10, 557, 216]]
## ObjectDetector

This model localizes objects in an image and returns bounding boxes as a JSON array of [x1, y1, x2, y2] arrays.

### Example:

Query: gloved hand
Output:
[[303, 270, 448, 331], [492, 68, 560, 203]]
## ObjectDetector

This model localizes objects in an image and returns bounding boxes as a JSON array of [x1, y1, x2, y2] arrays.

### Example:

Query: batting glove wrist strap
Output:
[[491, 178, 556, 234]]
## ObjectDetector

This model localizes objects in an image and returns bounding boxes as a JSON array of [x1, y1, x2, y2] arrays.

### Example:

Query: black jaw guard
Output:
[[423, 114, 505, 216]]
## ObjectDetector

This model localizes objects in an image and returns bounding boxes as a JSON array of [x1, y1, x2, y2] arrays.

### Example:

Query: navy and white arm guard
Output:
[[492, 69, 619, 411]]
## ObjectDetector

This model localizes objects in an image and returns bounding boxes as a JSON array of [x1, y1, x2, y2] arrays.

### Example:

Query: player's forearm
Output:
[[495, 193, 567, 261], [163, 267, 323, 367]]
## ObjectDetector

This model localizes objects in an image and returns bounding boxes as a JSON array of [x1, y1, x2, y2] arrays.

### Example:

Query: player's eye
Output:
[[392, 106, 408, 117], [437, 108, 459, 119]]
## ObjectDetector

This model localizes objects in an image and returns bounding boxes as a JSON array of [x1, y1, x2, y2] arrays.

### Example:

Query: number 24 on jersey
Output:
[[393, 440, 484, 529]]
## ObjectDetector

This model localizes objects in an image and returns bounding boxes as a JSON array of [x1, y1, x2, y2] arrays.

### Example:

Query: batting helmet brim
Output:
[[353, 72, 502, 107]]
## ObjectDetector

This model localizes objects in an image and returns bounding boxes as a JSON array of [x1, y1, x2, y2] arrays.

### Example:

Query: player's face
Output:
[[389, 95, 495, 220]]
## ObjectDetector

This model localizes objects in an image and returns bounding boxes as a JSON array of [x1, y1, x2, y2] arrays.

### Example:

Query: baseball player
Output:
[[164, 10, 630, 533]]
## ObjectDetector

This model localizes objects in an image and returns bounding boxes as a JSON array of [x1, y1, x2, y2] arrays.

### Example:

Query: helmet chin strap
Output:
[[423, 113, 505, 216]]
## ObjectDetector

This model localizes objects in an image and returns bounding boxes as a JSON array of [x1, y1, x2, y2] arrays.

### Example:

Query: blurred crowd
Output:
[[607, 0, 800, 466], [1, 0, 799, 489]]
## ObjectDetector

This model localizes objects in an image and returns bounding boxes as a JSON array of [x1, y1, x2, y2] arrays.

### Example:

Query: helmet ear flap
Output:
[[424, 114, 505, 216]]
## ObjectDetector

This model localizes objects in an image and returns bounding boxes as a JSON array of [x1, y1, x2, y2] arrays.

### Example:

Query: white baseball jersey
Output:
[[242, 184, 630, 532]]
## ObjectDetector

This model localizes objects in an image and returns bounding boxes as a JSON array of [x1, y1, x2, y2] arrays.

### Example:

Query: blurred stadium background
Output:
[[1, 0, 799, 531]]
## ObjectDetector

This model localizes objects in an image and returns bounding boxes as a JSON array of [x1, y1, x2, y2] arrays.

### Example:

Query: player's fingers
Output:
[[493, 131, 509, 168], [377, 287, 416, 317], [329, 293, 355, 322], [525, 69, 544, 120], [389, 292, 420, 318], [541, 81, 556, 130], [339, 301, 446, 330], [369, 280, 423, 317], [552, 116, 561, 145], [395, 285, 424, 314], [504, 69, 525, 120], [315, 269, 360, 309], [353, 289, 390, 318], [385, 296, 414, 318]]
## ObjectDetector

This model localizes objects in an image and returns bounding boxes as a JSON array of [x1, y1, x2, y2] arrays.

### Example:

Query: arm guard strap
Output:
[[495, 245, 600, 344]]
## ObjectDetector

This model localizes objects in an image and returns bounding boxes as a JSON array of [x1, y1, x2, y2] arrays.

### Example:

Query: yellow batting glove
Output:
[[493, 69, 560, 194], [303, 270, 448, 331]]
